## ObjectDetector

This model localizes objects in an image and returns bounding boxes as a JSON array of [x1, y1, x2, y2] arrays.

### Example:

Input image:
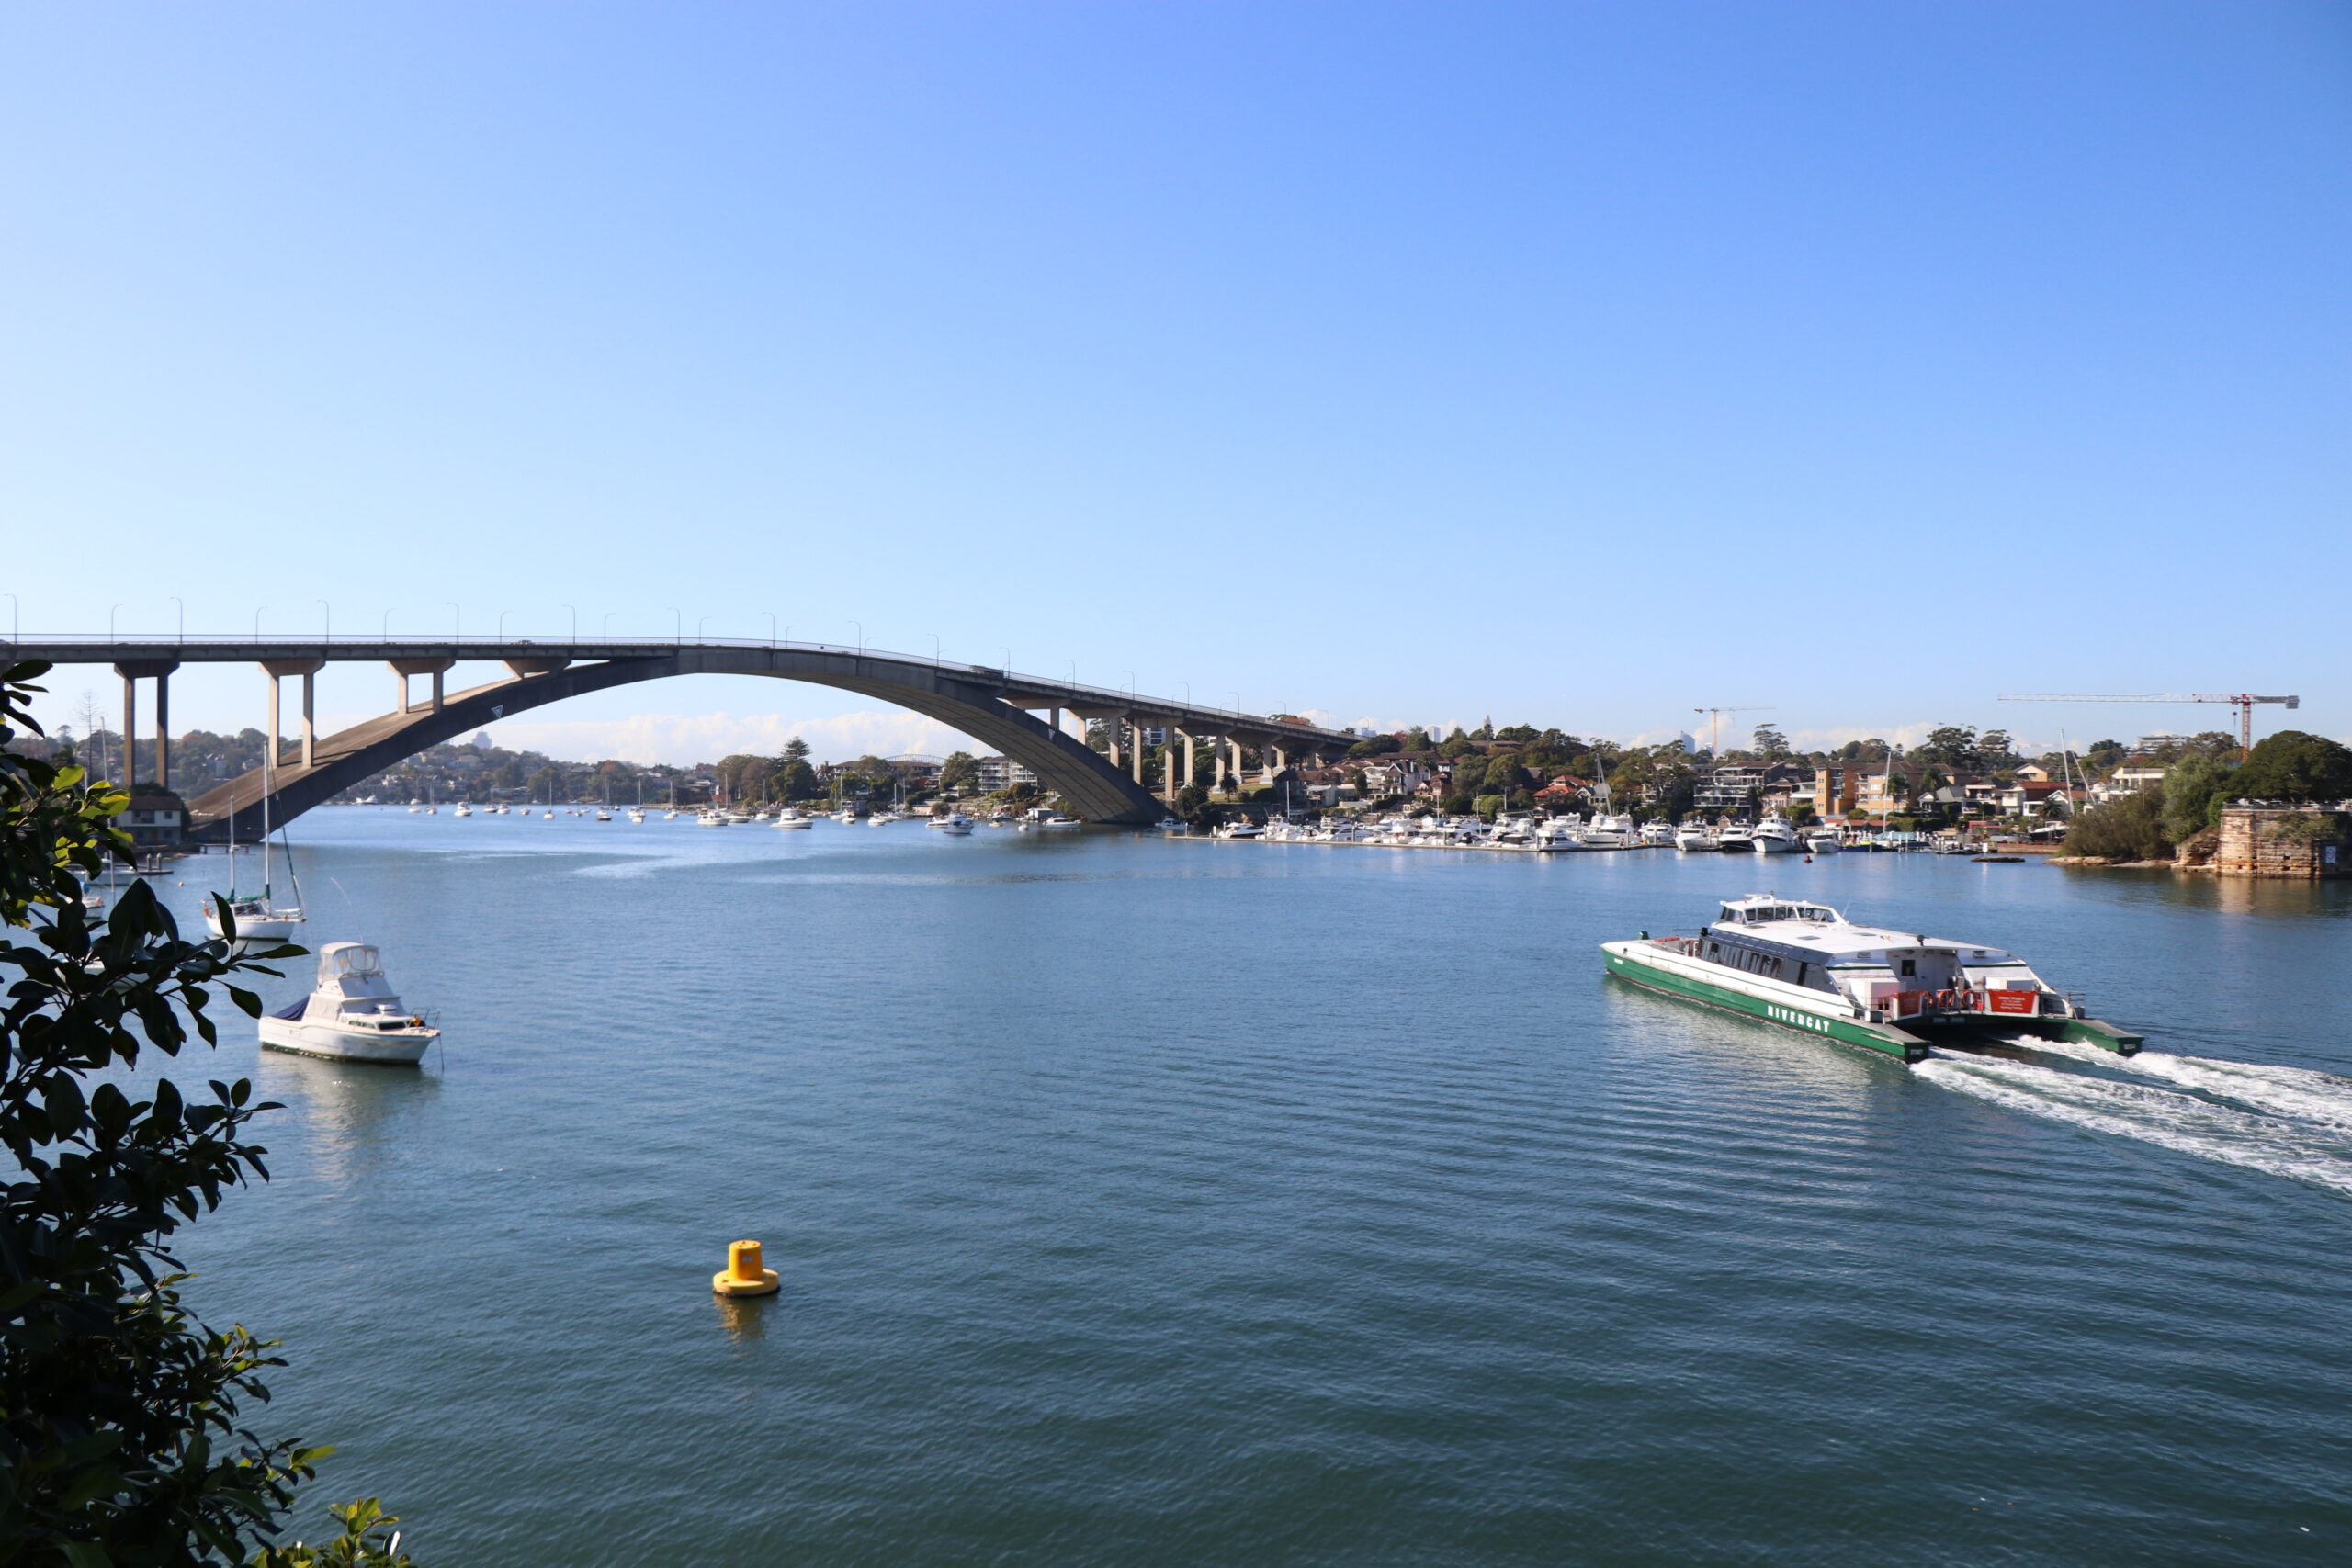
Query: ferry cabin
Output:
[[1695, 897, 2051, 1017]]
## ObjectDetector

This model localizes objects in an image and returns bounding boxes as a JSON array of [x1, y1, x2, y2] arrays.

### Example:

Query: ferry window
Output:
[[1899, 959, 1916, 977]]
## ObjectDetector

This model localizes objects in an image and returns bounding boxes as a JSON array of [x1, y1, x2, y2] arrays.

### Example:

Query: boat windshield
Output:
[[319, 945, 383, 986], [1719, 901, 1840, 926]]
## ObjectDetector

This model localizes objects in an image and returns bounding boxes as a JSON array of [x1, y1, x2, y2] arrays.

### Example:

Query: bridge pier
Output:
[[391, 658, 454, 714], [112, 658, 181, 787], [262, 660, 325, 768]]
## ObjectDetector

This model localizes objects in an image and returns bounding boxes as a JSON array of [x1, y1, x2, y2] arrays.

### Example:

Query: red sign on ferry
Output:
[[1986, 990, 2037, 1015]]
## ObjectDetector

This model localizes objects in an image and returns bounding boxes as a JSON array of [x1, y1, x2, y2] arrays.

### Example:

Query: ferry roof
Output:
[[1706, 895, 2024, 966]]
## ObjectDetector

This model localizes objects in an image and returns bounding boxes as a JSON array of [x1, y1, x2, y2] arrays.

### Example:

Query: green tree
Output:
[[2162, 754, 2236, 842], [2064, 788, 2173, 859], [1914, 726, 1979, 769], [939, 752, 978, 793], [1751, 724, 1789, 758], [0, 662, 401, 1564], [2230, 730, 2352, 803], [772, 760, 820, 802], [1482, 753, 1525, 795]]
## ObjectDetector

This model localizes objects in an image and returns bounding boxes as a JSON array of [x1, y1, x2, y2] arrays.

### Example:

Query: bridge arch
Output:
[[185, 648, 1170, 840]]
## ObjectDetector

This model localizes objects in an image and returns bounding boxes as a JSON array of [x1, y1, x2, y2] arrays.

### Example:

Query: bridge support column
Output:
[[113, 660, 182, 788], [390, 659, 455, 716], [1163, 732, 1180, 801], [1129, 718, 1145, 785], [265, 669, 280, 781], [1182, 730, 1196, 789], [1229, 737, 1244, 795], [262, 660, 325, 770]]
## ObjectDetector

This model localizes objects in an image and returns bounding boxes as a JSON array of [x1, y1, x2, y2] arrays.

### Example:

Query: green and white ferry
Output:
[[1601, 894, 2143, 1064]]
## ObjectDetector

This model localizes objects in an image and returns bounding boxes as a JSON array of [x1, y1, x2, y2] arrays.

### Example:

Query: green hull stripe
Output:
[[1604, 950, 1921, 1061]]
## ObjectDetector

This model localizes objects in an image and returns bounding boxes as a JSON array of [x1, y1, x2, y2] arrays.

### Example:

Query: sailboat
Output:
[[205, 745, 306, 946]]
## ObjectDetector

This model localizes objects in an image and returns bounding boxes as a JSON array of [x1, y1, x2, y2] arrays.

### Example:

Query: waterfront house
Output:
[[120, 792, 185, 848], [2095, 763, 2168, 802]]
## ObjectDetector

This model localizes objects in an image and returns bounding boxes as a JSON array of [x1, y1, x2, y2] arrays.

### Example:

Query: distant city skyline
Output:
[[8, 3, 2346, 756]]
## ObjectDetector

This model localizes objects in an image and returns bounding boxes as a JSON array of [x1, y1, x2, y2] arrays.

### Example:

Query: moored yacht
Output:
[[1804, 829, 1842, 854], [258, 942, 440, 1066], [1600, 895, 2143, 1063], [1752, 813, 1802, 853], [774, 808, 812, 829], [1640, 820, 1677, 847], [1715, 822, 1755, 853], [930, 812, 973, 835], [1673, 821, 1713, 851], [1578, 812, 1640, 849], [1534, 818, 1586, 852]]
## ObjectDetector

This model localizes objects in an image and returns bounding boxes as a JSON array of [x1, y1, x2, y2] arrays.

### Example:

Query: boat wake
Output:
[[1917, 1045, 2352, 1198]]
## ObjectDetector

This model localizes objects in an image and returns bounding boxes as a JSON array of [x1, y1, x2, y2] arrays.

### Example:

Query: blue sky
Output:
[[5, 2, 2346, 761]]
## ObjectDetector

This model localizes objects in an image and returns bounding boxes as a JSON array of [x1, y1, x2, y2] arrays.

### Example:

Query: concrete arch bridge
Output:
[[6, 637, 1360, 842]]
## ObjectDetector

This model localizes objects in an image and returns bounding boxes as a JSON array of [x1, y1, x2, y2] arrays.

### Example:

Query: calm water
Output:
[[147, 810, 2352, 1566]]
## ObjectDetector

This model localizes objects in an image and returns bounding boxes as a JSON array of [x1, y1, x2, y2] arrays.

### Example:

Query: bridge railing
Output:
[[1, 635, 1353, 740]]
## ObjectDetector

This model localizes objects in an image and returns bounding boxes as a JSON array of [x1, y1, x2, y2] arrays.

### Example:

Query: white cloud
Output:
[[473, 708, 980, 765]]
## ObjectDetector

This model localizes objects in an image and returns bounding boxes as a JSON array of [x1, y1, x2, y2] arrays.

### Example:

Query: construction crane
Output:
[[1692, 705, 1773, 761], [1998, 693, 2300, 752]]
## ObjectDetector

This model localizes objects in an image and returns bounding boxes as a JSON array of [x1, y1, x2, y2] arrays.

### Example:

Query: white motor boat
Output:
[[1753, 813, 1803, 853], [1534, 818, 1586, 852], [930, 812, 973, 835], [627, 807, 647, 824], [1640, 820, 1677, 847], [453, 802, 473, 818], [834, 807, 862, 824], [774, 809, 813, 829], [696, 810, 729, 827], [1805, 830, 1843, 854], [1156, 817, 1188, 834], [1673, 822, 1713, 851], [1579, 812, 1640, 849], [594, 807, 613, 822], [1214, 819, 1263, 839], [258, 942, 439, 1066], [1716, 823, 1755, 853]]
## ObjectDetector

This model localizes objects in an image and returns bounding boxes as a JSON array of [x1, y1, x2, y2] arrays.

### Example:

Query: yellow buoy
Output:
[[711, 1238, 780, 1298]]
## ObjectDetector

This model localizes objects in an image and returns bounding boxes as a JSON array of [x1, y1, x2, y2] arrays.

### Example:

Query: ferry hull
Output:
[[1604, 945, 1926, 1061]]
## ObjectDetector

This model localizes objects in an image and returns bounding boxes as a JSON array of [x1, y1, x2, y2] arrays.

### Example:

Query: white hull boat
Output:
[[1673, 824, 1713, 851], [1753, 814, 1803, 853], [258, 942, 438, 1066], [774, 810, 812, 829]]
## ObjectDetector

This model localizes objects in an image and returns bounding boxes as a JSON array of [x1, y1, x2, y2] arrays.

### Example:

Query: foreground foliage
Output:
[[0, 661, 413, 1566]]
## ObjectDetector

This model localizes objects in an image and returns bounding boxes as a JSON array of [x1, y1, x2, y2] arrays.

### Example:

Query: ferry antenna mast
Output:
[[1998, 693, 2301, 752]]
